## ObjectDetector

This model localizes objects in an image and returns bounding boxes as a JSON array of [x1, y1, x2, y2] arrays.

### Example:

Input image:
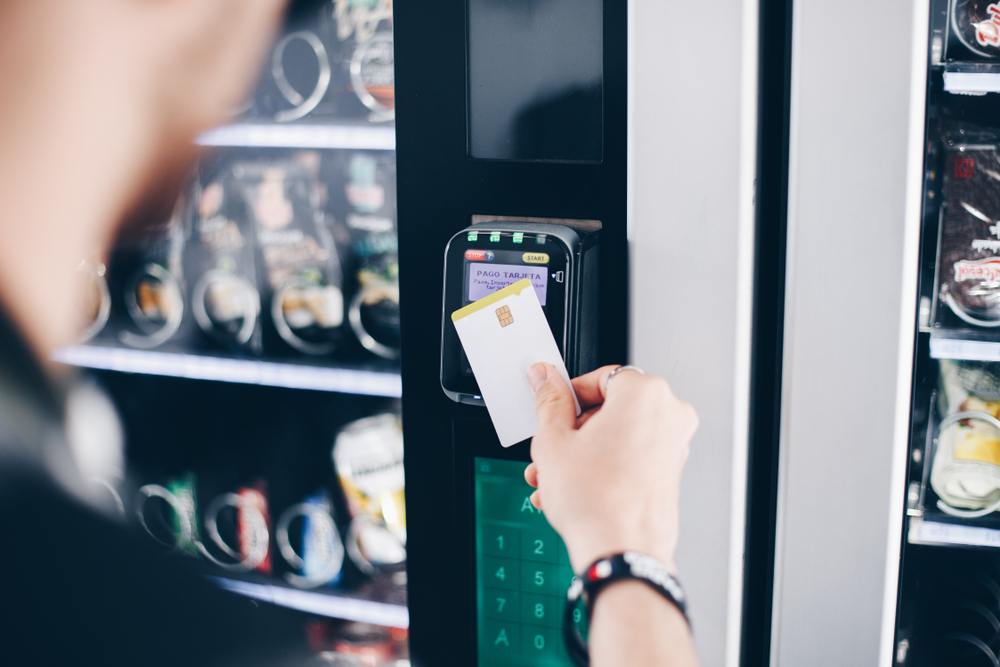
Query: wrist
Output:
[[567, 533, 677, 574], [563, 551, 692, 665]]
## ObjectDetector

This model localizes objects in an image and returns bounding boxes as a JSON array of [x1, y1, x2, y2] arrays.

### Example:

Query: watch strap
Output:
[[563, 551, 690, 666]]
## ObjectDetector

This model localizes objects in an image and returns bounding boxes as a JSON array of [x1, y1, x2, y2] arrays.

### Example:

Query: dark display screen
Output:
[[467, 0, 604, 162], [474, 457, 585, 666]]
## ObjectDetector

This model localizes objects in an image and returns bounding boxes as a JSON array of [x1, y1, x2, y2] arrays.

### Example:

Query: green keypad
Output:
[[475, 458, 586, 666]]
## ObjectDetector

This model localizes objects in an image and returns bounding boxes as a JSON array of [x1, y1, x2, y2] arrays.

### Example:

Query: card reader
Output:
[[440, 219, 600, 405]]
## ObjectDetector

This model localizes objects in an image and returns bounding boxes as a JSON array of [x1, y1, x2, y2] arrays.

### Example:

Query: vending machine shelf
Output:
[[928, 333, 1000, 362], [197, 122, 396, 151], [54, 344, 401, 397], [908, 515, 1000, 550], [212, 576, 408, 628], [942, 68, 1000, 95]]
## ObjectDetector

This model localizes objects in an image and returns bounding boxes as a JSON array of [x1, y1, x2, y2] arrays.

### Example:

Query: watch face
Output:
[[950, 0, 1000, 60]]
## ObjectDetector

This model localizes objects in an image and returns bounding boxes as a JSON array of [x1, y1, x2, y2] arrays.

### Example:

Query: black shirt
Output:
[[0, 312, 310, 666]]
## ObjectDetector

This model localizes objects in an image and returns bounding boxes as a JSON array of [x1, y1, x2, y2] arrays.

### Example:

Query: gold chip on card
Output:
[[495, 305, 513, 328]]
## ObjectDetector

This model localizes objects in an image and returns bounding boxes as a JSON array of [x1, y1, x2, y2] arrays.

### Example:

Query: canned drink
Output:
[[333, 414, 406, 572], [197, 488, 271, 573], [238, 485, 273, 574], [135, 474, 199, 555], [276, 494, 345, 589]]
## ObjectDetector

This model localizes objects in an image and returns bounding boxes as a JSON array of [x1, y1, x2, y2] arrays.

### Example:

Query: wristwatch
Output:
[[563, 551, 691, 666]]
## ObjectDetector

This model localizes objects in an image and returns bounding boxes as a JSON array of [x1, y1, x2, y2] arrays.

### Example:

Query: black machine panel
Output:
[[394, 0, 626, 663]]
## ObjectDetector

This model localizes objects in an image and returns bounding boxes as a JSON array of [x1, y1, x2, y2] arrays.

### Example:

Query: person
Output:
[[526, 362, 700, 666], [0, 1, 700, 665]]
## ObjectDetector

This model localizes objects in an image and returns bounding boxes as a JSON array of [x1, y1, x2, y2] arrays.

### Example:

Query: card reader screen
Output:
[[474, 457, 584, 666], [468, 263, 548, 306]]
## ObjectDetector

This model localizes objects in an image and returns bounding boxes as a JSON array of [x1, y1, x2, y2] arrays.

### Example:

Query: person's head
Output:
[[0, 0, 287, 356]]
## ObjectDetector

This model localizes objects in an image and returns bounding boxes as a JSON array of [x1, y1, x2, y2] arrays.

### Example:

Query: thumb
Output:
[[528, 363, 576, 434]]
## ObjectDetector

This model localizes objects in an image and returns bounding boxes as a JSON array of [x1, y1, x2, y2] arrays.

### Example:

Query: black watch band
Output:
[[563, 551, 690, 666]]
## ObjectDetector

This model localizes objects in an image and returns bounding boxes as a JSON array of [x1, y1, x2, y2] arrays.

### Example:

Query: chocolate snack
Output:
[[936, 141, 1000, 328], [234, 158, 345, 355], [186, 173, 262, 352], [112, 208, 187, 349], [948, 0, 1000, 62], [328, 151, 400, 357], [349, 264, 400, 359]]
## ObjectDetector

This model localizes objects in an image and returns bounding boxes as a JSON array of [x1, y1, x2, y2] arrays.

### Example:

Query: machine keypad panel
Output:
[[475, 457, 586, 666]]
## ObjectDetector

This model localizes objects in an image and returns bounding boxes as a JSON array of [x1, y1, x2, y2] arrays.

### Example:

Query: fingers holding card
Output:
[[451, 279, 579, 447]]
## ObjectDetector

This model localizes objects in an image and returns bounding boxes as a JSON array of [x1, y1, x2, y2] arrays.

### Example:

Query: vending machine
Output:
[[892, 1, 1000, 664], [63, 0, 1000, 664], [395, 1, 760, 666], [64, 1, 412, 664], [769, 0, 1000, 665], [60, 1, 773, 666]]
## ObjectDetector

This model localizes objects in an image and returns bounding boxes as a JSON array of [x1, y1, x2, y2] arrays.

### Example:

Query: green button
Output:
[[520, 562, 568, 596], [484, 557, 520, 591], [483, 522, 520, 558], [570, 601, 590, 641], [512, 232, 524, 244], [489, 232, 501, 243], [467, 231, 479, 241], [481, 620, 520, 657], [483, 588, 520, 622], [520, 594, 561, 629], [520, 624, 562, 660], [521, 528, 562, 564]]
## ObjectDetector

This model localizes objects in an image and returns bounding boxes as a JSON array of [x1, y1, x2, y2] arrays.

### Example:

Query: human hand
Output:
[[525, 364, 698, 573]]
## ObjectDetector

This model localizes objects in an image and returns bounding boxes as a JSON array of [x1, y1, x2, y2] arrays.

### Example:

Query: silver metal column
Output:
[[770, 1, 927, 665], [629, 0, 759, 664]]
